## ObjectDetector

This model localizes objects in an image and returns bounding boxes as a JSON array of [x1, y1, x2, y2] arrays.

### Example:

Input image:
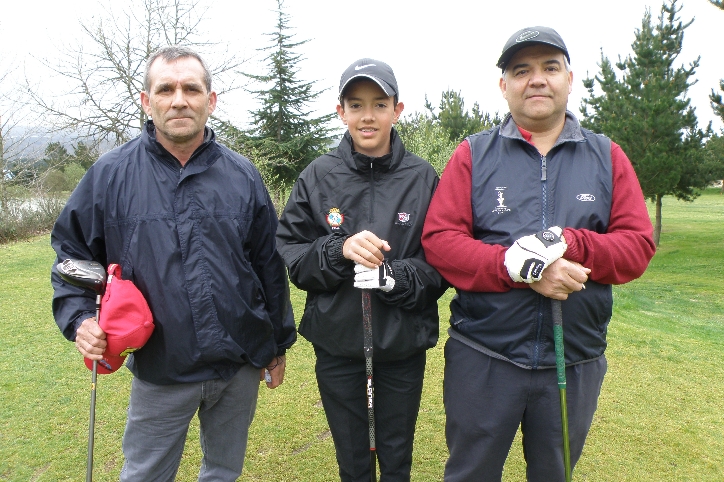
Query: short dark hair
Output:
[[143, 45, 212, 93]]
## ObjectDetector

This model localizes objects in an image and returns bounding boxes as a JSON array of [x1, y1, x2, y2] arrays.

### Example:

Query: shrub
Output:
[[0, 190, 66, 244]]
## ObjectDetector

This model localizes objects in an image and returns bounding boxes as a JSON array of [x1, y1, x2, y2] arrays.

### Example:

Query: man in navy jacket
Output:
[[51, 46, 296, 481]]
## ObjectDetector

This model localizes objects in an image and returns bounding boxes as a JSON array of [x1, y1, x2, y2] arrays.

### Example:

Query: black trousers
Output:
[[314, 345, 427, 482], [443, 337, 606, 482]]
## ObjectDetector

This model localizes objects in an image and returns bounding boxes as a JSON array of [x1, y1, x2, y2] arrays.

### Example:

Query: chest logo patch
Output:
[[395, 212, 412, 227], [492, 187, 511, 214], [326, 208, 344, 230], [576, 194, 596, 202]]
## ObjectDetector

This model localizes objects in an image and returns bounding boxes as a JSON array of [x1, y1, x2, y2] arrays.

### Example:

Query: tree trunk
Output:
[[653, 194, 663, 247]]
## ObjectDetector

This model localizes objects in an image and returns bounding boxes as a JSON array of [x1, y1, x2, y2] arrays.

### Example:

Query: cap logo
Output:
[[516, 30, 540, 43], [355, 63, 376, 71]]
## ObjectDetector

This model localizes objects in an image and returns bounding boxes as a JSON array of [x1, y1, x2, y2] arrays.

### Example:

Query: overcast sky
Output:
[[1, 0, 722, 133]]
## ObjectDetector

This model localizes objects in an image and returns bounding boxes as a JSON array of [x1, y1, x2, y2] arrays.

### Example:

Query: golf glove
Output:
[[354, 262, 396, 292], [504, 226, 567, 283]]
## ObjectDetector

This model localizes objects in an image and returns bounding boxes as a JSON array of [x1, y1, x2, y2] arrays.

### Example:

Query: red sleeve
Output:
[[422, 141, 519, 292], [563, 141, 656, 284]]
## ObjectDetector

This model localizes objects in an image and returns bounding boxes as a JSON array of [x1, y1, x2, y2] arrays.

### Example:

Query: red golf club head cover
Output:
[[84, 264, 154, 374]]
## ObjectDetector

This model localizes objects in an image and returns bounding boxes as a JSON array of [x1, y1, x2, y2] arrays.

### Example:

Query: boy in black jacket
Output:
[[276, 59, 447, 481]]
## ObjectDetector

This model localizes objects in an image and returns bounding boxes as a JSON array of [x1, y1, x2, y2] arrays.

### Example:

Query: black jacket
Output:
[[276, 129, 447, 361], [51, 121, 296, 384]]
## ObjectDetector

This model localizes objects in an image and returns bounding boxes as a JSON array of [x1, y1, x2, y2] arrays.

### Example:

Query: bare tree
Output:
[[25, 0, 246, 149], [1, 63, 47, 210]]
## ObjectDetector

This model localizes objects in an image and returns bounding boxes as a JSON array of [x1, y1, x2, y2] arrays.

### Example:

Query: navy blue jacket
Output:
[[51, 121, 296, 384]]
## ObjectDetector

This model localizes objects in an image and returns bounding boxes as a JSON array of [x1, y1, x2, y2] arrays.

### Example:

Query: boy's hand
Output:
[[343, 230, 391, 268]]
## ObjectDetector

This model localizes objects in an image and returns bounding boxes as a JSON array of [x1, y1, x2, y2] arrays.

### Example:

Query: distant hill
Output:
[[3, 126, 113, 160]]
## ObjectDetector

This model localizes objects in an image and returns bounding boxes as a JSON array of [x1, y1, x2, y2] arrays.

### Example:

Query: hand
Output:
[[353, 262, 396, 292], [75, 317, 107, 360], [260, 355, 286, 389], [504, 226, 567, 283], [343, 230, 391, 268], [530, 258, 590, 300]]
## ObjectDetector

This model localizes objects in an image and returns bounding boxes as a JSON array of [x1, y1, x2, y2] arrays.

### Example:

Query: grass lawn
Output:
[[0, 188, 722, 481]]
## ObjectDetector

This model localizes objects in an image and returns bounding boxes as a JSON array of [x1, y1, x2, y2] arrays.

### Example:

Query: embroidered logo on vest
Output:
[[492, 187, 512, 214], [576, 194, 596, 202]]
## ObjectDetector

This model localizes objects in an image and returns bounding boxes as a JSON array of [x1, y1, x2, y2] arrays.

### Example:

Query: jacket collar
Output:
[[142, 120, 218, 170], [498, 110, 586, 147], [338, 128, 405, 173]]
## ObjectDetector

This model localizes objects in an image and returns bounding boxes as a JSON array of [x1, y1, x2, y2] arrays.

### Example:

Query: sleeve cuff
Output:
[[326, 234, 352, 266], [387, 260, 409, 295]]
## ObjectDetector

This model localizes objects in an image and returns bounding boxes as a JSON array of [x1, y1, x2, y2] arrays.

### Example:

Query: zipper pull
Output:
[[541, 155, 547, 181]]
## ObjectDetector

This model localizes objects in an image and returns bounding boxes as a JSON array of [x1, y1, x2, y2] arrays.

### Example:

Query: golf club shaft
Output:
[[87, 361, 96, 482], [86, 296, 100, 482], [361, 290, 377, 482], [552, 299, 572, 482]]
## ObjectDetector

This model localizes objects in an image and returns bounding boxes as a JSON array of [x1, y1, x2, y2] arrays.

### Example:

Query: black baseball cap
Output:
[[339, 59, 398, 100], [497, 26, 570, 71]]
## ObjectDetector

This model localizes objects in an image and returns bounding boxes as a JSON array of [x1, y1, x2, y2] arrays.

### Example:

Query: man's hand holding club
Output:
[[504, 226, 589, 299]]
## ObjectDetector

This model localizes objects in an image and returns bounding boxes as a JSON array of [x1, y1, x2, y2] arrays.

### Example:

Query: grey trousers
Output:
[[120, 363, 260, 482], [443, 337, 606, 482]]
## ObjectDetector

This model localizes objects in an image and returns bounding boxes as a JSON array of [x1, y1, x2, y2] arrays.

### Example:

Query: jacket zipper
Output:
[[533, 153, 549, 369], [368, 161, 375, 223]]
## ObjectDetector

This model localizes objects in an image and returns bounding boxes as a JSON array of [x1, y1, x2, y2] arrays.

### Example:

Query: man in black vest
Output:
[[422, 27, 655, 481]]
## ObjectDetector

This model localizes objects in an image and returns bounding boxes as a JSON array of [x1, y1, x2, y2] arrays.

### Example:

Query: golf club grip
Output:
[[366, 357, 376, 449], [361, 291, 377, 481], [362, 291, 373, 358], [551, 300, 566, 389]]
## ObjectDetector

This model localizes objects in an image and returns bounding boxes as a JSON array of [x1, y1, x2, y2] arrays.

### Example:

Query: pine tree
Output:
[[709, 0, 724, 123], [238, 0, 335, 189], [424, 89, 501, 143], [580, 0, 711, 246], [711, 80, 724, 124]]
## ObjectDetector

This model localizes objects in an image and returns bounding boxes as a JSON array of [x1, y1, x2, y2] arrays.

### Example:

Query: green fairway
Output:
[[0, 189, 722, 481]]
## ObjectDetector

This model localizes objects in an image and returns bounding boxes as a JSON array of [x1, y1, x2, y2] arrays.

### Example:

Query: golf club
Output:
[[361, 290, 377, 482], [56, 259, 107, 482], [551, 299, 572, 482]]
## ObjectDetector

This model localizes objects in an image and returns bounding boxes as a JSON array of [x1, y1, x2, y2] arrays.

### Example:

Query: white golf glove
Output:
[[354, 262, 396, 292], [504, 226, 567, 283]]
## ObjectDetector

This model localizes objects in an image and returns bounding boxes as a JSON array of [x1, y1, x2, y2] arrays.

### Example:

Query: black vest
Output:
[[450, 114, 614, 368]]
